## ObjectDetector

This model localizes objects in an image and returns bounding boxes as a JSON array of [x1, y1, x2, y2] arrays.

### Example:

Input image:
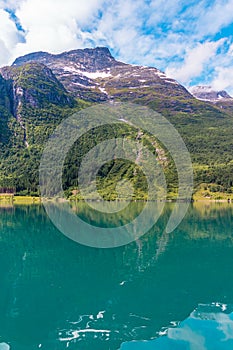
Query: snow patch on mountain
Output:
[[63, 66, 112, 79]]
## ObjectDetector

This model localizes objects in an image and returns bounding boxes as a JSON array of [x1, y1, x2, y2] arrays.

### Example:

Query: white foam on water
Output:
[[0, 344, 10, 350], [222, 304, 227, 311], [97, 311, 105, 319], [158, 329, 168, 336], [60, 329, 111, 342]]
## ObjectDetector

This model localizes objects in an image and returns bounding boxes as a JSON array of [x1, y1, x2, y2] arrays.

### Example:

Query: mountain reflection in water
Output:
[[0, 202, 232, 349]]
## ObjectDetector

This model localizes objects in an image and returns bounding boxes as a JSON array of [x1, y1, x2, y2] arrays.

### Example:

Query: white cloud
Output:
[[0, 0, 233, 94], [206, 42, 233, 95], [165, 40, 225, 84], [12, 0, 104, 59], [0, 9, 23, 66], [0, 0, 19, 10], [195, 0, 233, 37], [211, 67, 233, 95], [148, 0, 186, 27], [89, 0, 191, 66], [0, 0, 193, 67]]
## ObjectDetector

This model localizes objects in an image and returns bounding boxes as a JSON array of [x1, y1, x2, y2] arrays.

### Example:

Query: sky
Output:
[[0, 0, 233, 94]]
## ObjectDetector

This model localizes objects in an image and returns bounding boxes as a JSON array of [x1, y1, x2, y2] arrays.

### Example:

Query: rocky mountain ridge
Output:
[[10, 47, 192, 102]]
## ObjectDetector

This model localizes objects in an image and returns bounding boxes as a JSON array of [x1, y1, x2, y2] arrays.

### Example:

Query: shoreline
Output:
[[0, 195, 233, 206]]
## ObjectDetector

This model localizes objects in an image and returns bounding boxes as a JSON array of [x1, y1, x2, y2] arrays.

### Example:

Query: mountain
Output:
[[0, 47, 233, 199], [12, 47, 192, 103], [11, 48, 233, 121], [189, 85, 233, 116], [190, 85, 232, 102]]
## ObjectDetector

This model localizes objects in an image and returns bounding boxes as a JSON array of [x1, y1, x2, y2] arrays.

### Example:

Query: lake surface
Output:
[[0, 201, 233, 349]]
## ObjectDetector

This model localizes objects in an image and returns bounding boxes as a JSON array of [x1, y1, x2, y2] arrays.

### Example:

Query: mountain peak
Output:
[[12, 47, 115, 67], [189, 85, 232, 102], [12, 51, 52, 66]]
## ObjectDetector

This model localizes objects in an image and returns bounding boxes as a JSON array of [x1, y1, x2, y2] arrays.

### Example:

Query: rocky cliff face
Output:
[[0, 62, 76, 148], [0, 62, 75, 111]]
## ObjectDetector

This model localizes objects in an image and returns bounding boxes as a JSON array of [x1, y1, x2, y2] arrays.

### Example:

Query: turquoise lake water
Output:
[[0, 202, 233, 349]]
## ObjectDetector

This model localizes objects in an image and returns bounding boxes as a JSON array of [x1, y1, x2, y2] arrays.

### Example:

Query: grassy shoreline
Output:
[[0, 195, 42, 205], [192, 188, 233, 202], [0, 194, 233, 206]]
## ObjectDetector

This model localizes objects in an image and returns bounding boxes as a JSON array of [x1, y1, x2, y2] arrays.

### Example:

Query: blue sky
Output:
[[0, 0, 233, 94]]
